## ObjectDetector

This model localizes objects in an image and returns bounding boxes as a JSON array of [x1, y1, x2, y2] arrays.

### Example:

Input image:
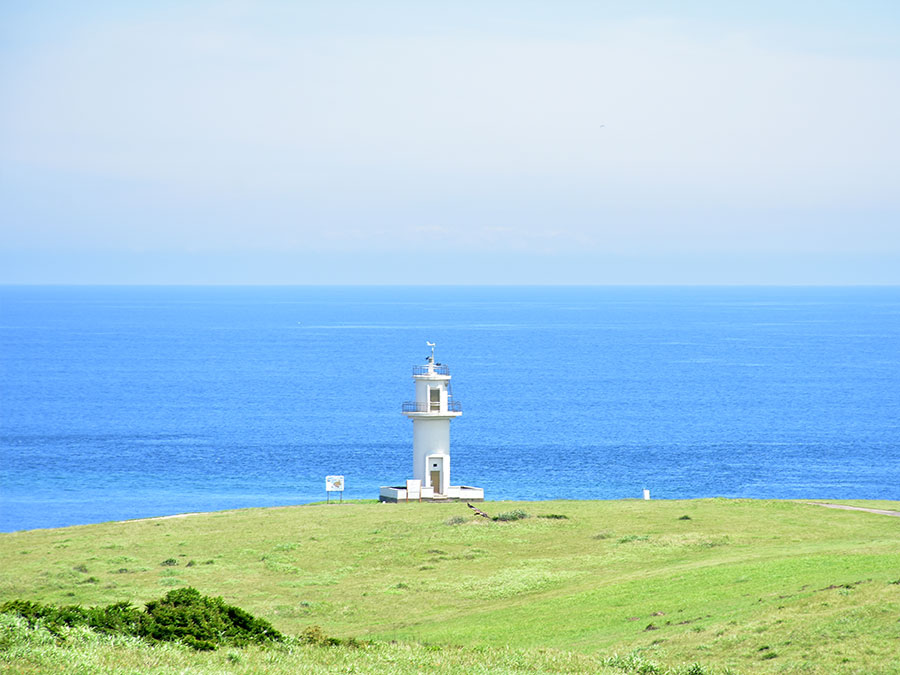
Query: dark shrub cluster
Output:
[[493, 509, 530, 522], [142, 587, 282, 650], [0, 587, 282, 651], [0, 599, 142, 637], [299, 624, 363, 648]]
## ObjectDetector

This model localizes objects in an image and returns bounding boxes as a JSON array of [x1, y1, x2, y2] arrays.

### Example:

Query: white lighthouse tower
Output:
[[379, 344, 484, 503]]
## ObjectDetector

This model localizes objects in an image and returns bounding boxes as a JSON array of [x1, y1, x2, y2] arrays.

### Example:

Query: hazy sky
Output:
[[2, 1, 899, 283]]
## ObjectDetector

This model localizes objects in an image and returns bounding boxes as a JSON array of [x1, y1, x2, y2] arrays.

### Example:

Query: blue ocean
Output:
[[1, 286, 898, 532]]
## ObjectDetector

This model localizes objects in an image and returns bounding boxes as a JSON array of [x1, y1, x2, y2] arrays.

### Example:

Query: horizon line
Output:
[[2, 282, 899, 288]]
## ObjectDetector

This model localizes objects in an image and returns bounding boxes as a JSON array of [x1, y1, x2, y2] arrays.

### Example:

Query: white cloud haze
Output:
[[2, 1, 899, 282]]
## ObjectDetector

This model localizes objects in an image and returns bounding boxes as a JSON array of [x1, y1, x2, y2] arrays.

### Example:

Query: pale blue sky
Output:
[[2, 1, 899, 283]]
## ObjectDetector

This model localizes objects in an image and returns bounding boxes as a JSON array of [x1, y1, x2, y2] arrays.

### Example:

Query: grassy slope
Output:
[[0, 615, 662, 675], [805, 500, 900, 511], [1, 499, 899, 674]]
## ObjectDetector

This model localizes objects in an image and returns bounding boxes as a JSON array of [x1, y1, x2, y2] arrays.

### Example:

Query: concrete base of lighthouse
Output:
[[378, 485, 484, 503]]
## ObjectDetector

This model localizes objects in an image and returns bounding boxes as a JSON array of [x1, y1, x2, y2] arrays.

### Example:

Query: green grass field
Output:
[[2, 499, 899, 674]]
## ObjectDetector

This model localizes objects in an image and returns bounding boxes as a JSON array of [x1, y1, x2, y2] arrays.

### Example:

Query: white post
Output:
[[643, 489, 650, 500]]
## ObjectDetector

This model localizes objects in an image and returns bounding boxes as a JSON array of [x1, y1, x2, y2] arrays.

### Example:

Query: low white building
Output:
[[379, 345, 484, 503]]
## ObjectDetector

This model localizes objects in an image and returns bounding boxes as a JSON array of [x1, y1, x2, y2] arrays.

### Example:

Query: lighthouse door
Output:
[[430, 470, 441, 494], [429, 458, 442, 495]]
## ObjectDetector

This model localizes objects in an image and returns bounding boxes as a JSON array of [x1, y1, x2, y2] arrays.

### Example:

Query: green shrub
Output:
[[0, 587, 282, 651], [141, 587, 282, 648], [297, 624, 363, 648], [0, 598, 143, 638], [617, 534, 650, 544], [537, 514, 568, 519], [445, 515, 467, 525], [493, 509, 530, 522], [299, 624, 340, 646]]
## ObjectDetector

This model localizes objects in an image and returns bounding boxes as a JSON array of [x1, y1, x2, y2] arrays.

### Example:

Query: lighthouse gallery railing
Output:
[[412, 364, 450, 376], [402, 400, 461, 413]]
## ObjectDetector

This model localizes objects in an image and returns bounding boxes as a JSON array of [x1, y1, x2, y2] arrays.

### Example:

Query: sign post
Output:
[[325, 475, 344, 503]]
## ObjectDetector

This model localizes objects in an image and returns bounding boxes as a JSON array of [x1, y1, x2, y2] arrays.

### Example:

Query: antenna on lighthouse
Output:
[[426, 341, 435, 363]]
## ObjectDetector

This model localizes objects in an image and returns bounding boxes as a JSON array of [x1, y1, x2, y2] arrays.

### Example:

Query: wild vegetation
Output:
[[1, 587, 282, 651], [1, 498, 898, 674]]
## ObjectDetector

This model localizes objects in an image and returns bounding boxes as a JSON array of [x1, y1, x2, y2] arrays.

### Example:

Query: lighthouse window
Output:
[[429, 387, 440, 411]]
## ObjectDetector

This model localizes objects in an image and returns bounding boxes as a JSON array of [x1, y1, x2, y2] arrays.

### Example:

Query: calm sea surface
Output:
[[1, 286, 898, 532]]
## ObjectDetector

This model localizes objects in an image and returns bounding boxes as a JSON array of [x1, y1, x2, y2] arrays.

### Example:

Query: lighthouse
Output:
[[379, 344, 484, 503]]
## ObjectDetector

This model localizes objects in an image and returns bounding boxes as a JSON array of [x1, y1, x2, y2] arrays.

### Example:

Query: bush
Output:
[[537, 514, 568, 519], [142, 587, 282, 648], [0, 598, 143, 638], [617, 534, 650, 544], [493, 509, 530, 522], [0, 587, 282, 651], [299, 624, 341, 646]]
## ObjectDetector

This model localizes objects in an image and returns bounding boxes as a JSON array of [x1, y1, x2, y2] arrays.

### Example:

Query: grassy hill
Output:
[[1, 499, 899, 673]]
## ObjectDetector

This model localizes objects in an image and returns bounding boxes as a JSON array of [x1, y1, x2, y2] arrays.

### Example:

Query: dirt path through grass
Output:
[[798, 501, 900, 517]]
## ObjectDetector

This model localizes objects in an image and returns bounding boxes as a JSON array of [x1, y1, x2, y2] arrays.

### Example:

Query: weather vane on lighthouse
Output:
[[379, 343, 484, 503]]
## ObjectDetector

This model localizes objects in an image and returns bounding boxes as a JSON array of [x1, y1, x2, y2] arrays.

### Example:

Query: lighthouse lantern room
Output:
[[379, 344, 484, 503]]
